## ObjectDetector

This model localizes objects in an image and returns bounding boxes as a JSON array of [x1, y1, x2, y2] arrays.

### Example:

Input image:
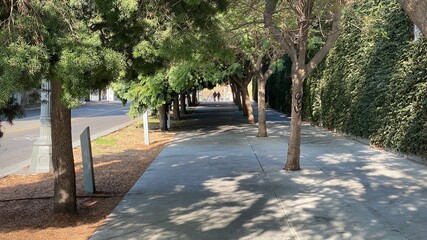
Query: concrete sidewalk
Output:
[[91, 101, 427, 240]]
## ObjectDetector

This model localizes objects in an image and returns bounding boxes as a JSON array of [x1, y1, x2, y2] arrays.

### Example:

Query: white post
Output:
[[30, 79, 52, 173], [143, 110, 150, 145], [167, 111, 171, 129]]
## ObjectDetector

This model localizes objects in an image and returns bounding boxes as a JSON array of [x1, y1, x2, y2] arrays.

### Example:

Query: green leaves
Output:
[[133, 40, 158, 62], [0, 41, 47, 107], [56, 43, 125, 105]]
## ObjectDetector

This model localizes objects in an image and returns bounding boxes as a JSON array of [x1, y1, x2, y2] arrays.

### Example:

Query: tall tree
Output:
[[1, 0, 124, 214], [263, 0, 345, 170], [397, 0, 427, 38]]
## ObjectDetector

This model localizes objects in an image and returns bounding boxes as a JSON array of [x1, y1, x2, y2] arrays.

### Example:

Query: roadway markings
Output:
[[4, 125, 41, 134], [13, 136, 39, 141]]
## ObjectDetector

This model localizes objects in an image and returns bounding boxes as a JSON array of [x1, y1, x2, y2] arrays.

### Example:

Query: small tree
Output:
[[264, 0, 345, 170]]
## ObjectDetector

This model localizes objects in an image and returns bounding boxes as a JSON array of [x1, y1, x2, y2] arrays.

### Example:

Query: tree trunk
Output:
[[241, 88, 248, 116], [98, 89, 102, 101], [257, 74, 268, 137], [51, 79, 77, 214], [180, 93, 187, 115], [241, 83, 255, 124], [173, 94, 180, 120], [158, 104, 168, 131], [230, 83, 237, 105], [284, 66, 304, 171], [186, 93, 192, 107], [398, 0, 427, 38], [235, 84, 243, 111], [191, 89, 197, 105]]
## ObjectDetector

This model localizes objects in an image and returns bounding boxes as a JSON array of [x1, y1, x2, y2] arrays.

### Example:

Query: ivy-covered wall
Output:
[[268, 0, 427, 158], [266, 55, 292, 114]]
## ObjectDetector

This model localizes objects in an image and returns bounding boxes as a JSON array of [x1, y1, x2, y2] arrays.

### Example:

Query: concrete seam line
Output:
[[363, 203, 410, 240], [242, 127, 300, 240]]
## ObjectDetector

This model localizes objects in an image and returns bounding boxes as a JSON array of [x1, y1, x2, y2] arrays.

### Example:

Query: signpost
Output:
[[143, 110, 150, 145], [80, 127, 95, 194]]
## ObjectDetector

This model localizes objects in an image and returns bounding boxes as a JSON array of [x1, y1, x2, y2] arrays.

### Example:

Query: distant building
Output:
[[89, 87, 119, 102]]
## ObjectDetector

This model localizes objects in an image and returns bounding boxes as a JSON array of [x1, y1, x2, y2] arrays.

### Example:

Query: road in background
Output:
[[0, 102, 136, 177]]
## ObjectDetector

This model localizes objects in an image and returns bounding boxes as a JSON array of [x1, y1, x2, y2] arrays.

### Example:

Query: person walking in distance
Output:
[[217, 92, 221, 101], [213, 92, 217, 101]]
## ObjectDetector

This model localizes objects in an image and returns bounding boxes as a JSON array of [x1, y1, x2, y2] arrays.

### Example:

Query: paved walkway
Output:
[[91, 102, 427, 240]]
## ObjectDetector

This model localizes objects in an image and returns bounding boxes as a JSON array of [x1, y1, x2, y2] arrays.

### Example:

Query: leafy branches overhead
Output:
[[0, 98, 24, 138], [100, 0, 230, 117]]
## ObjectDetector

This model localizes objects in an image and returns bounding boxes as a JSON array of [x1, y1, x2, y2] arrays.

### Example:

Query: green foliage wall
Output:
[[266, 55, 292, 114], [303, 0, 427, 158]]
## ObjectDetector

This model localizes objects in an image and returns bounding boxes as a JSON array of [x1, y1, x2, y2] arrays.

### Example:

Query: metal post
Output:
[[30, 79, 52, 173], [167, 110, 171, 129], [80, 127, 95, 194]]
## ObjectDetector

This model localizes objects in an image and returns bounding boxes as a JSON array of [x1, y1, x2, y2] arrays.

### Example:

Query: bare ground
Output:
[[0, 122, 175, 240]]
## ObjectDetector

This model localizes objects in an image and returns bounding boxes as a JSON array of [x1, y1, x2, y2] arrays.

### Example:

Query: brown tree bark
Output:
[[257, 73, 268, 137], [240, 82, 255, 124], [233, 74, 254, 124], [250, 54, 273, 137], [186, 93, 192, 107], [172, 93, 180, 120], [241, 87, 248, 116], [191, 89, 197, 105], [284, 65, 304, 171], [158, 104, 168, 131], [180, 93, 187, 115], [232, 83, 243, 111], [51, 79, 77, 214], [230, 83, 237, 105], [398, 0, 427, 38]]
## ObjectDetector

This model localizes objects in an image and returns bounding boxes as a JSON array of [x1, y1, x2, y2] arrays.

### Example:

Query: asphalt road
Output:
[[0, 101, 135, 177]]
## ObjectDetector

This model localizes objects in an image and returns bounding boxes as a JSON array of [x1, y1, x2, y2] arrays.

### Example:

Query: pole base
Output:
[[29, 143, 53, 173]]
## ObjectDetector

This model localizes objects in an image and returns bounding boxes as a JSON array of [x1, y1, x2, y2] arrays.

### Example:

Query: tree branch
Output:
[[306, 10, 341, 76], [263, 0, 297, 62]]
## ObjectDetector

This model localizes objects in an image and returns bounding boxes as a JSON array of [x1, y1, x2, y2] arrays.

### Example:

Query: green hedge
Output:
[[266, 55, 292, 114], [268, 0, 427, 158]]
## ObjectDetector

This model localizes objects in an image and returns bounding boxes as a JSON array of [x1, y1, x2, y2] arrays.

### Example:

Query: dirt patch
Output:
[[0, 122, 175, 240]]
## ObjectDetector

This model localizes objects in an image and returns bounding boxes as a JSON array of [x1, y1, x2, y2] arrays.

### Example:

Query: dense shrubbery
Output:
[[267, 0, 427, 158], [266, 55, 292, 114]]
